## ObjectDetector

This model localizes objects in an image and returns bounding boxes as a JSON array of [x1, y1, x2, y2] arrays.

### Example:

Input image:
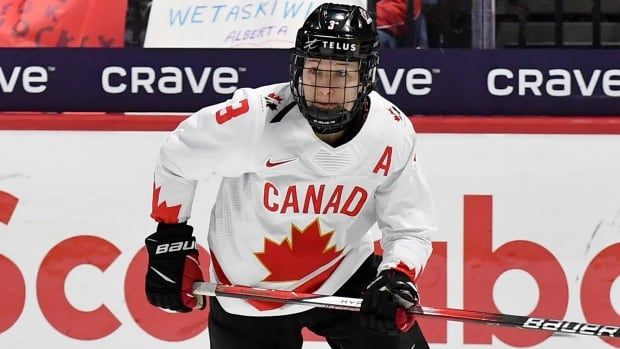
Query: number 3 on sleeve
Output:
[[215, 99, 250, 124]]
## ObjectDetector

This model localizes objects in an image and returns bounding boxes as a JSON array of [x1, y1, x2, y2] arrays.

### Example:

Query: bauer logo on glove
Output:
[[144, 223, 206, 313], [154, 240, 197, 254]]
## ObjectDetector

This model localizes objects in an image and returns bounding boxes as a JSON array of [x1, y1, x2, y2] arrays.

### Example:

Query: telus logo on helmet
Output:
[[321, 41, 357, 52], [303, 39, 321, 50], [303, 39, 357, 52]]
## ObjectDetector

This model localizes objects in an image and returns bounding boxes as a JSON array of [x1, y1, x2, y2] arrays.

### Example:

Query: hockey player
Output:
[[144, 3, 436, 349]]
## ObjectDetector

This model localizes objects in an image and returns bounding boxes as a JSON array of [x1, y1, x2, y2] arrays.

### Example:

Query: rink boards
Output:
[[0, 115, 618, 348]]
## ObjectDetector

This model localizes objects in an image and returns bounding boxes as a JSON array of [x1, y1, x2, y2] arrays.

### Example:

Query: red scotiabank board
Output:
[[0, 113, 619, 349]]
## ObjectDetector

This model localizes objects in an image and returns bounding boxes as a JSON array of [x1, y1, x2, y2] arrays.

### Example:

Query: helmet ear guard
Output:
[[289, 4, 379, 134]]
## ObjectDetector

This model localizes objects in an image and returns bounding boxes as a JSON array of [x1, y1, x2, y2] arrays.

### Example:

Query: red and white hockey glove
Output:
[[145, 223, 206, 312], [360, 269, 419, 335]]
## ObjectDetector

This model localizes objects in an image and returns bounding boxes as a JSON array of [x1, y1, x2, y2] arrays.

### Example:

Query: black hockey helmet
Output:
[[290, 3, 379, 134]]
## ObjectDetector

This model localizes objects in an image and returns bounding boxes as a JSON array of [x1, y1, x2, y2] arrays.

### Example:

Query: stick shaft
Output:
[[193, 282, 620, 338]]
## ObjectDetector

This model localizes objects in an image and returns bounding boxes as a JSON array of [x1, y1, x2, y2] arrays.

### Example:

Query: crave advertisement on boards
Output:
[[1, 49, 620, 116]]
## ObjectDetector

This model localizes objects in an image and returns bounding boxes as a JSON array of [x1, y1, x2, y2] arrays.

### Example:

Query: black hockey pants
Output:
[[208, 254, 430, 349]]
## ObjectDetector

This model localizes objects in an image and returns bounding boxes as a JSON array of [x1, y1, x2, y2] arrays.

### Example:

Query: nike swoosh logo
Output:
[[266, 156, 298, 168]]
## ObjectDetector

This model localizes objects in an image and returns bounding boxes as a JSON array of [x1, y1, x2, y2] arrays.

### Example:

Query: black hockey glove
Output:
[[360, 269, 419, 335], [145, 223, 206, 312]]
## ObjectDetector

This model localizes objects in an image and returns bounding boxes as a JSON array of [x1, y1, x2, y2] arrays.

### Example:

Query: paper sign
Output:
[[145, 0, 367, 48], [0, 0, 127, 47]]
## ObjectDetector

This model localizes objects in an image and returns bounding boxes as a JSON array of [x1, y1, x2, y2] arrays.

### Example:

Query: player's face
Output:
[[301, 58, 360, 111]]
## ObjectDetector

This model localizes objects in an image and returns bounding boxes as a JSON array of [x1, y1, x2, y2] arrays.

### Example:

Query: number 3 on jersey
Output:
[[215, 98, 250, 124]]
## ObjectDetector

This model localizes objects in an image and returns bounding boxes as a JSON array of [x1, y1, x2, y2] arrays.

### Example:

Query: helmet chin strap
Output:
[[311, 120, 349, 134], [307, 97, 370, 135], [313, 101, 370, 153], [306, 104, 356, 134]]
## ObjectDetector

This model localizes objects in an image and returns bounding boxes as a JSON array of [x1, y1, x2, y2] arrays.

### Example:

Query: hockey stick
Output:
[[193, 282, 620, 338]]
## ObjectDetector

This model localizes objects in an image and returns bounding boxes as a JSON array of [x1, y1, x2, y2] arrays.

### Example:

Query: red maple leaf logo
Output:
[[267, 92, 283, 103], [388, 106, 403, 122], [150, 184, 182, 224], [255, 219, 342, 282]]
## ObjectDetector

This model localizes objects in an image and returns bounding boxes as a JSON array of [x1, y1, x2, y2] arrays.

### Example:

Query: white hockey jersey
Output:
[[151, 82, 436, 316]]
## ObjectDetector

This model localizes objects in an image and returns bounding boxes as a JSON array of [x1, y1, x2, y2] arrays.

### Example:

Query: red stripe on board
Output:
[[412, 116, 620, 134], [0, 113, 187, 131], [1, 113, 620, 134]]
